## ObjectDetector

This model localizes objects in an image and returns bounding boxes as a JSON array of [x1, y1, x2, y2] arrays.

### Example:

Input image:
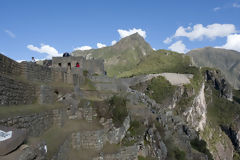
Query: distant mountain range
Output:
[[187, 47, 240, 90]]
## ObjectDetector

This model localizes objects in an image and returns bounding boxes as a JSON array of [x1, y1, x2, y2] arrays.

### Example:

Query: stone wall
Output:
[[0, 75, 36, 105], [93, 145, 139, 160], [38, 85, 57, 104], [21, 62, 52, 83], [0, 108, 66, 136], [52, 56, 104, 75], [71, 130, 105, 151], [0, 53, 22, 76]]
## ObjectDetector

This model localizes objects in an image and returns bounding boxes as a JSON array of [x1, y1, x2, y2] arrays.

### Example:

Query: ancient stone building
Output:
[[52, 56, 104, 75]]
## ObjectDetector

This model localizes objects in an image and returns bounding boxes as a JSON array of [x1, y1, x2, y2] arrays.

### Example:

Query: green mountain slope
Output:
[[187, 47, 240, 89], [72, 33, 153, 76], [118, 50, 192, 77]]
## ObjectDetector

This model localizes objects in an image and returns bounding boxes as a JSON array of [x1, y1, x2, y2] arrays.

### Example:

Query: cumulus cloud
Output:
[[111, 40, 117, 45], [216, 34, 240, 52], [168, 41, 189, 53], [233, 3, 240, 8], [74, 46, 92, 51], [27, 44, 61, 59], [117, 28, 146, 39], [97, 43, 106, 48], [5, 30, 16, 38], [164, 24, 237, 43], [213, 7, 221, 11]]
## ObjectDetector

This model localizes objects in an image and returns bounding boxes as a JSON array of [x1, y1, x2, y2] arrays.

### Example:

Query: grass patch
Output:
[[81, 78, 96, 91], [0, 103, 64, 118], [190, 138, 213, 160], [145, 76, 176, 105], [119, 50, 191, 78], [207, 86, 240, 126], [233, 90, 240, 104], [109, 95, 128, 127], [138, 156, 155, 160], [165, 137, 186, 160], [128, 120, 145, 137]]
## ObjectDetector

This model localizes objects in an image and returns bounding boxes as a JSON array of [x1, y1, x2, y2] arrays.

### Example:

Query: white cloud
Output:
[[5, 30, 16, 38], [168, 41, 189, 53], [164, 24, 237, 43], [117, 28, 146, 39], [27, 44, 61, 59], [153, 48, 156, 51], [213, 7, 221, 11], [216, 34, 240, 52], [111, 40, 117, 45], [163, 37, 172, 44], [74, 46, 92, 51], [233, 3, 240, 8], [97, 43, 106, 48]]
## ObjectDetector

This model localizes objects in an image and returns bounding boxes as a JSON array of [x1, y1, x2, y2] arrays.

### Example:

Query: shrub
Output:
[[190, 138, 213, 160], [109, 95, 128, 127], [145, 76, 176, 104]]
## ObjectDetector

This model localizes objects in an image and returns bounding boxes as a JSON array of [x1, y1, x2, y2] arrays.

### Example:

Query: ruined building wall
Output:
[[0, 54, 37, 106], [0, 75, 36, 105], [21, 62, 52, 83], [52, 56, 104, 75], [0, 53, 22, 76]]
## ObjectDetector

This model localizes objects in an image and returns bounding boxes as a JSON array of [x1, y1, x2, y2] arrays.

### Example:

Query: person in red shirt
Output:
[[76, 62, 80, 68]]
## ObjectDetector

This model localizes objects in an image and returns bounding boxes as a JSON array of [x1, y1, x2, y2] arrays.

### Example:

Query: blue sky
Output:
[[0, 0, 240, 61]]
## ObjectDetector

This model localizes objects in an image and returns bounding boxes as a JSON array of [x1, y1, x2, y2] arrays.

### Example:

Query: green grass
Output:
[[190, 138, 213, 160], [233, 90, 240, 104], [207, 86, 240, 126], [119, 50, 191, 78], [145, 76, 176, 104], [109, 95, 128, 127], [0, 103, 64, 118], [128, 120, 145, 137], [138, 156, 155, 160]]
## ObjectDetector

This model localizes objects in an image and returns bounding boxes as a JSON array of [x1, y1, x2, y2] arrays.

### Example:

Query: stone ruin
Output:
[[0, 53, 105, 106]]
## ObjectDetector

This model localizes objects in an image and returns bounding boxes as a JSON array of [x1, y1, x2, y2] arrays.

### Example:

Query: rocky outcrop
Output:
[[184, 83, 207, 131], [205, 69, 233, 101], [200, 124, 234, 160], [106, 116, 130, 144], [144, 127, 167, 160]]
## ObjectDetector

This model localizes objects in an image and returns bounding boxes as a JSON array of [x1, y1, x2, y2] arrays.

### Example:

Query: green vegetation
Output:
[[167, 146, 186, 160], [109, 95, 128, 127], [122, 120, 146, 146], [138, 156, 155, 160], [233, 90, 240, 104], [207, 86, 240, 125], [165, 138, 186, 160], [0, 103, 64, 118], [81, 78, 96, 91], [188, 47, 240, 90], [233, 152, 240, 160], [119, 50, 191, 78], [190, 138, 213, 160], [145, 76, 176, 105], [128, 120, 145, 137]]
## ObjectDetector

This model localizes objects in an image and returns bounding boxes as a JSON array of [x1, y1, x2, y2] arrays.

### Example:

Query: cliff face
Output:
[[184, 83, 207, 131]]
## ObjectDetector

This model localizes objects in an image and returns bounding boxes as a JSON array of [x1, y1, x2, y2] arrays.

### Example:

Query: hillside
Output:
[[72, 33, 153, 76], [187, 47, 240, 89], [118, 49, 192, 78]]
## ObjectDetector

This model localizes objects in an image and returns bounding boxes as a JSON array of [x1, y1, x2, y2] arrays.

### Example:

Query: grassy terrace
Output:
[[0, 103, 64, 119], [27, 119, 103, 159]]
